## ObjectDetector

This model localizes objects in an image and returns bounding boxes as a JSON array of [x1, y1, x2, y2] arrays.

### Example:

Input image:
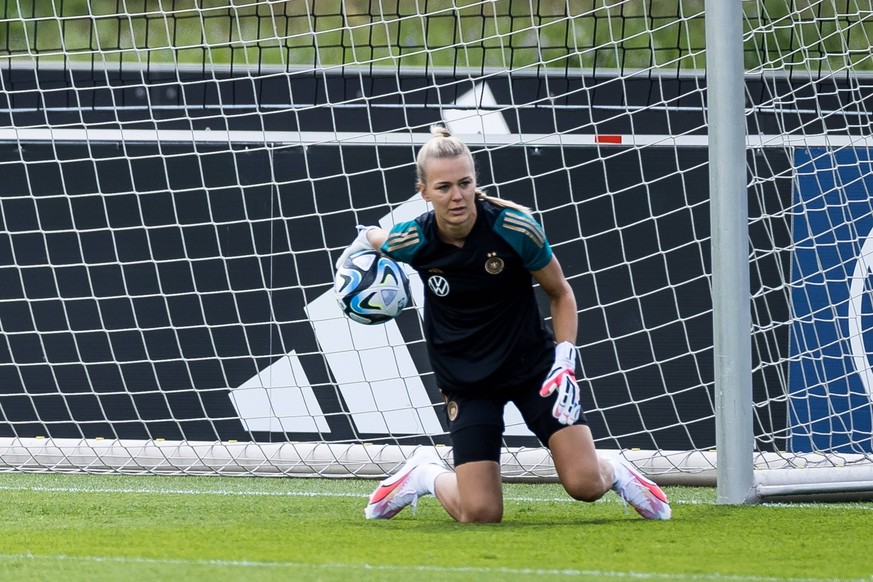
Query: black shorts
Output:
[[440, 378, 588, 467]]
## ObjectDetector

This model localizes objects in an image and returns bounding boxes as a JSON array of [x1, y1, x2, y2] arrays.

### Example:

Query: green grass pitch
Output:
[[0, 472, 870, 581]]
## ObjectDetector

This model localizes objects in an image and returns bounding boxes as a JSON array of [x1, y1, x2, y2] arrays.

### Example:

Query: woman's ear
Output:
[[418, 182, 429, 202]]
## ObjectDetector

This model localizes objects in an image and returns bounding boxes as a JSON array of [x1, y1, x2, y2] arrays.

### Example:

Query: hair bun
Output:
[[430, 124, 451, 138]]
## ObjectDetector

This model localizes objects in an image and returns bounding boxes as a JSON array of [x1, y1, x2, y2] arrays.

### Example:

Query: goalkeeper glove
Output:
[[335, 225, 377, 270], [539, 341, 581, 426]]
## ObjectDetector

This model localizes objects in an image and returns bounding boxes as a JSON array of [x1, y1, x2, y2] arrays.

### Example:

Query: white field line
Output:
[[0, 483, 599, 503], [0, 553, 867, 582], [0, 483, 871, 510]]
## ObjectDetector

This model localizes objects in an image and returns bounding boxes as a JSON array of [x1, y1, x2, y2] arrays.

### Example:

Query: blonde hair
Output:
[[416, 124, 531, 214]]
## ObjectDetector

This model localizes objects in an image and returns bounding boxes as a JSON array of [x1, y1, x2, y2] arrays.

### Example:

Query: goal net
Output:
[[1, 1, 872, 498]]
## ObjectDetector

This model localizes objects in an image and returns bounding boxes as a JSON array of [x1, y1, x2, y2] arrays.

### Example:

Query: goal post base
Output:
[[3, 437, 869, 500], [751, 466, 873, 503]]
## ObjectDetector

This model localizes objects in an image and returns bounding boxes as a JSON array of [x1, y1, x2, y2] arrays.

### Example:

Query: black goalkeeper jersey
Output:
[[380, 199, 556, 392]]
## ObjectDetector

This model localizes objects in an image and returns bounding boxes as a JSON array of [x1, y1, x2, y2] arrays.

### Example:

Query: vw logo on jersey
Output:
[[428, 275, 450, 297]]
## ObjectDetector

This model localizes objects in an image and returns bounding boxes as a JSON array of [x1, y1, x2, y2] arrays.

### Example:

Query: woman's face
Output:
[[418, 154, 477, 235]]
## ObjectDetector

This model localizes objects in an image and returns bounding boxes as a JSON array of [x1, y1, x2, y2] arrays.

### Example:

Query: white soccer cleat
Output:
[[364, 449, 446, 520], [611, 459, 672, 520]]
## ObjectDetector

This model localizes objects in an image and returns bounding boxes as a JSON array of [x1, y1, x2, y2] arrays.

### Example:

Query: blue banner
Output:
[[789, 147, 873, 453]]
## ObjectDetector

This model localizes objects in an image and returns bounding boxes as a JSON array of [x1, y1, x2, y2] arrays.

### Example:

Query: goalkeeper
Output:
[[339, 125, 671, 523]]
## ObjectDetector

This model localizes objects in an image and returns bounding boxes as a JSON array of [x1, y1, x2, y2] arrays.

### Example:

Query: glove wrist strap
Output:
[[355, 225, 376, 250], [554, 341, 576, 369]]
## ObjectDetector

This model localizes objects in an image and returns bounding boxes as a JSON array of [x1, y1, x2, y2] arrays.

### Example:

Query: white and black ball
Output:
[[334, 250, 411, 325]]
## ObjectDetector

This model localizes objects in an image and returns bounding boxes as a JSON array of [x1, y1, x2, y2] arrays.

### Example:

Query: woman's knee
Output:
[[452, 459, 503, 523], [548, 425, 611, 502], [562, 479, 606, 501], [458, 501, 503, 523], [561, 470, 610, 502]]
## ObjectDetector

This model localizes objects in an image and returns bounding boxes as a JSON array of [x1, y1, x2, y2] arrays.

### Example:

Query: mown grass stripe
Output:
[[0, 553, 865, 582]]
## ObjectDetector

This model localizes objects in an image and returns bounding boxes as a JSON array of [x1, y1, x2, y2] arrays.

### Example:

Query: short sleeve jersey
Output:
[[380, 199, 555, 392]]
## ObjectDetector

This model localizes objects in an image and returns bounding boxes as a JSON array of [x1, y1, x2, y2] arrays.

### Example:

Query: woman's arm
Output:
[[335, 226, 390, 270], [363, 226, 389, 251], [532, 256, 578, 344]]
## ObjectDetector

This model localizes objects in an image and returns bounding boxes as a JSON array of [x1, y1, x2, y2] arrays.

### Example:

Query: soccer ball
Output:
[[334, 250, 411, 325]]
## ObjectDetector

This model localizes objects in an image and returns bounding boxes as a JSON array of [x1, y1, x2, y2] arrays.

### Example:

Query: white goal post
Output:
[[1, 1, 873, 502]]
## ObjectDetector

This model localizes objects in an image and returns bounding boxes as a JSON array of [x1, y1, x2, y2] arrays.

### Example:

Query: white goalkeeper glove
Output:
[[335, 225, 377, 270], [539, 341, 581, 426]]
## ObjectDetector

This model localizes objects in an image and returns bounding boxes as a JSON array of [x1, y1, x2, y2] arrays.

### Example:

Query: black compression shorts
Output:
[[441, 378, 588, 466]]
